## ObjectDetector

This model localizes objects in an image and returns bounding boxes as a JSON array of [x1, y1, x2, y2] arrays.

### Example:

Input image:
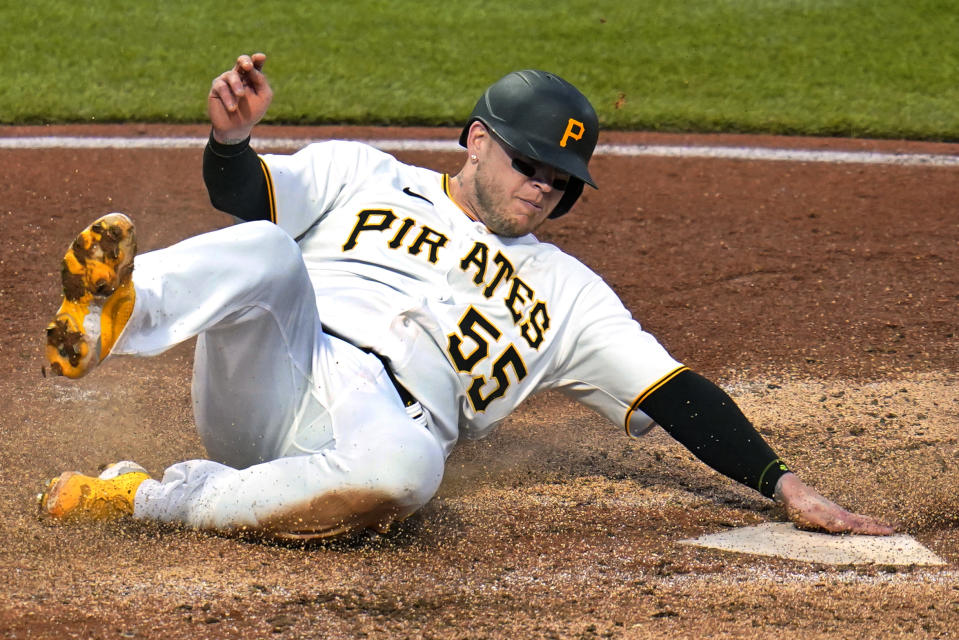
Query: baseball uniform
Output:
[[114, 139, 683, 535]]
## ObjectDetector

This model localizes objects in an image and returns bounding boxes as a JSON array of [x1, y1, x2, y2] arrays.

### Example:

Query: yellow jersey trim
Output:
[[259, 157, 277, 224], [623, 365, 689, 436], [443, 173, 479, 222]]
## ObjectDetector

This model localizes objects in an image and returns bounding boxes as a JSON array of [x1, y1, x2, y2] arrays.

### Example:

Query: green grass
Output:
[[2, 0, 959, 139]]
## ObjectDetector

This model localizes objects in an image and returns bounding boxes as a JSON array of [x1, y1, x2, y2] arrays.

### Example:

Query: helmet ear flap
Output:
[[548, 178, 584, 219]]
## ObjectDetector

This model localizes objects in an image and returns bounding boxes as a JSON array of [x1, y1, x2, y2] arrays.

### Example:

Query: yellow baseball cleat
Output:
[[38, 462, 151, 522], [45, 213, 137, 378]]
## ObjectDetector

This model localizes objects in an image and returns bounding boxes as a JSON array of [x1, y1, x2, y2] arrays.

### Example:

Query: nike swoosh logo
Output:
[[403, 187, 433, 205]]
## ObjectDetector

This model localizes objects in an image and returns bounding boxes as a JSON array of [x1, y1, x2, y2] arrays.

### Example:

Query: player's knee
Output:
[[368, 429, 445, 511], [230, 221, 305, 285], [261, 436, 442, 539], [235, 220, 298, 256]]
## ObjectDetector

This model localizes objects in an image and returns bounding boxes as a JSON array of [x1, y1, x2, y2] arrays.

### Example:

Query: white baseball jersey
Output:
[[262, 141, 684, 455]]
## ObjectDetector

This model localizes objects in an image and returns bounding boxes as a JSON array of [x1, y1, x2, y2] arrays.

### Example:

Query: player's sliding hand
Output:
[[208, 53, 273, 145], [774, 472, 895, 535]]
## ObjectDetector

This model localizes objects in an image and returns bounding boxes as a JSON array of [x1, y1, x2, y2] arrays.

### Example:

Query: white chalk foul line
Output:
[[2, 135, 959, 167]]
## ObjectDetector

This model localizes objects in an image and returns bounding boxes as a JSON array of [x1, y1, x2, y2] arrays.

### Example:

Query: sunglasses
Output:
[[488, 129, 570, 191], [509, 157, 570, 191]]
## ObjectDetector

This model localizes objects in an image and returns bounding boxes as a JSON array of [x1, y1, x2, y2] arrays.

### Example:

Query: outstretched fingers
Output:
[[775, 472, 895, 536], [840, 512, 897, 536], [788, 500, 896, 536]]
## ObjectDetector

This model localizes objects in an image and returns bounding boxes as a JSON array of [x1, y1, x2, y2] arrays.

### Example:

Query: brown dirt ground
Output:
[[0, 125, 957, 639]]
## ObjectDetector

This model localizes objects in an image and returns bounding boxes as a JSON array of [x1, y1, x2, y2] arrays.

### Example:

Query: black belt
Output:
[[379, 357, 418, 408], [365, 350, 417, 408]]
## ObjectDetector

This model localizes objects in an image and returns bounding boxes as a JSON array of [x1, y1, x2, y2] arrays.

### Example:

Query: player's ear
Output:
[[465, 121, 491, 158]]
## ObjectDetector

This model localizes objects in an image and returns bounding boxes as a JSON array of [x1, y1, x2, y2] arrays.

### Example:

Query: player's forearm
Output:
[[202, 131, 273, 222], [638, 369, 789, 498]]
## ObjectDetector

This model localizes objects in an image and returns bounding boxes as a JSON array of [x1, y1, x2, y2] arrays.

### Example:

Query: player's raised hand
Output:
[[774, 472, 895, 535], [208, 53, 273, 144]]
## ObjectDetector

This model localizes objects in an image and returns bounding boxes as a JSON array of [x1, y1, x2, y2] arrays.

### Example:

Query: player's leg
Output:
[[115, 219, 323, 466], [44, 214, 312, 381], [42, 216, 323, 514], [134, 342, 445, 538], [41, 216, 446, 536]]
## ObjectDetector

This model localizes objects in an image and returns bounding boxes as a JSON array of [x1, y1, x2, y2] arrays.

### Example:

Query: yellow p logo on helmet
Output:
[[560, 118, 585, 147]]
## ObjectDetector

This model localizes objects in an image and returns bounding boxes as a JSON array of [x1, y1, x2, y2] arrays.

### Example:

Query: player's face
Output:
[[473, 133, 568, 237]]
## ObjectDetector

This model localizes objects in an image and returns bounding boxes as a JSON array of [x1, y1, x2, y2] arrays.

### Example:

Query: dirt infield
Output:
[[0, 125, 956, 639]]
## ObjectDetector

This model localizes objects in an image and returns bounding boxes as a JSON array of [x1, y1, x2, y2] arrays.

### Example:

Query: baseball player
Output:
[[39, 53, 893, 539]]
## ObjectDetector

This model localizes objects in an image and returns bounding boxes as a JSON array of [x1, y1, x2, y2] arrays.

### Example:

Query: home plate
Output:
[[680, 522, 948, 566]]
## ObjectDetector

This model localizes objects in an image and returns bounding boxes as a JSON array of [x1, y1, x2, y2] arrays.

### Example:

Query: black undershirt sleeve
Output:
[[202, 131, 273, 222], [637, 369, 789, 498]]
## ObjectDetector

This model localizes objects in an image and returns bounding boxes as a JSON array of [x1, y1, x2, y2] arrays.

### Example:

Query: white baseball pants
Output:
[[110, 221, 445, 538]]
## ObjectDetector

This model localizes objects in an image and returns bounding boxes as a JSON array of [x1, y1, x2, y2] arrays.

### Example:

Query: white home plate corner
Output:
[[680, 523, 947, 566]]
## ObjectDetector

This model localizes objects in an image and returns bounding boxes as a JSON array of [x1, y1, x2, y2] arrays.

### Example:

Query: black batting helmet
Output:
[[459, 69, 599, 218]]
